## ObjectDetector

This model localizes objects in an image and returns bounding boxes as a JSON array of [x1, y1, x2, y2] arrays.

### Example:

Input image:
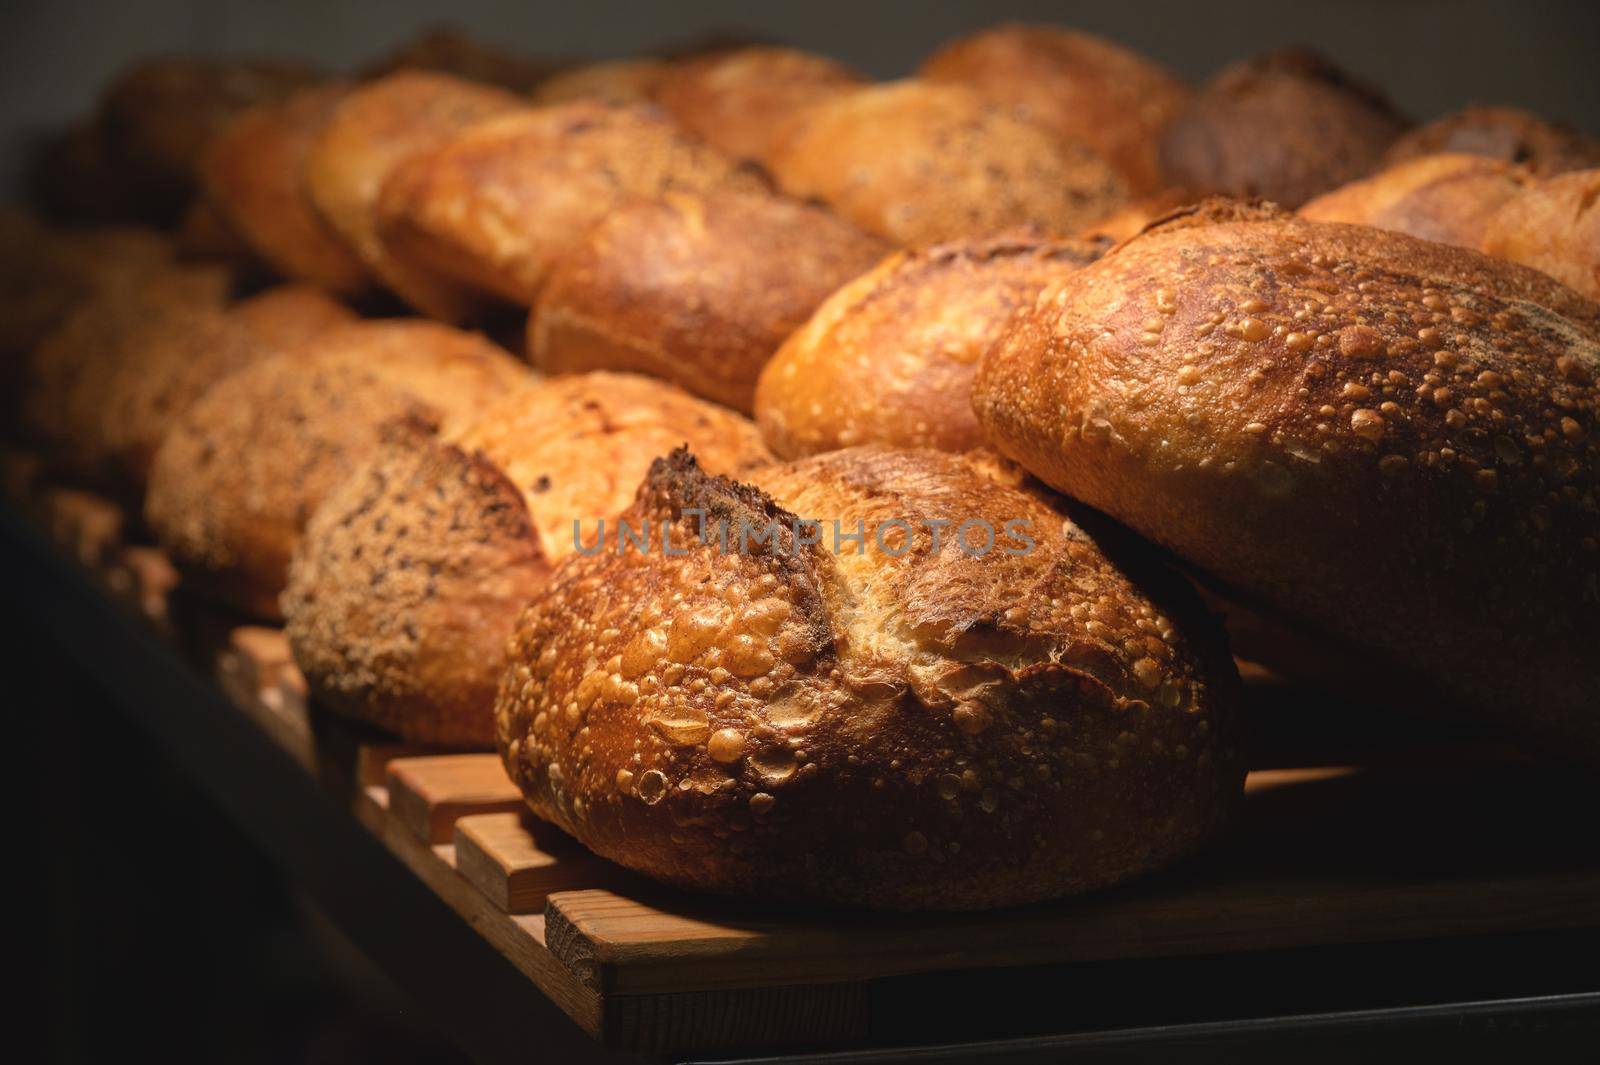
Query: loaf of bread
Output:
[[531, 59, 670, 105], [495, 446, 1243, 908], [200, 83, 372, 295], [303, 72, 524, 321], [1384, 106, 1600, 176], [145, 319, 529, 618], [754, 232, 1101, 456], [529, 189, 888, 412], [764, 80, 1127, 246], [360, 25, 558, 94], [1299, 154, 1533, 249], [96, 56, 322, 219], [919, 24, 1191, 195], [376, 101, 763, 308], [1159, 49, 1408, 207], [224, 283, 356, 349], [973, 202, 1600, 759], [1479, 169, 1599, 301], [285, 373, 771, 746], [653, 45, 865, 164], [1077, 190, 1193, 245]]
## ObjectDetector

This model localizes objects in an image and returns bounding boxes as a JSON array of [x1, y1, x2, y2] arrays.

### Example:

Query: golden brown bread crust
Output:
[[919, 23, 1192, 196], [376, 101, 763, 307], [97, 56, 322, 218], [21, 265, 234, 491], [303, 72, 525, 321], [360, 25, 559, 93], [285, 372, 771, 746], [1384, 106, 1600, 176], [764, 80, 1128, 246], [496, 446, 1242, 909], [530, 59, 671, 105], [754, 232, 1102, 457], [145, 320, 528, 618], [1077, 189, 1194, 245], [973, 209, 1600, 759], [1158, 49, 1409, 208], [653, 46, 866, 164], [1299, 153, 1534, 249], [529, 189, 888, 412], [200, 84, 372, 295], [1479, 170, 1600, 301], [226, 283, 356, 349]]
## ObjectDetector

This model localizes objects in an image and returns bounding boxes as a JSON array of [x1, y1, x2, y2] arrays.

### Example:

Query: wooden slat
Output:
[[112, 546, 179, 630], [41, 487, 124, 568], [387, 754, 527, 845], [545, 761, 1600, 997], [455, 812, 627, 914]]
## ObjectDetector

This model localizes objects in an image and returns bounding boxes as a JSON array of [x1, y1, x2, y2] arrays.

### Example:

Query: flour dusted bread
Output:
[[145, 319, 528, 618], [376, 101, 763, 307], [529, 189, 888, 412], [496, 446, 1242, 909], [200, 83, 371, 295], [973, 203, 1600, 759], [304, 72, 524, 320], [1159, 49, 1408, 207], [284, 373, 771, 746], [754, 231, 1101, 456], [920, 24, 1191, 195], [1479, 169, 1600, 301], [765, 80, 1127, 246], [1384, 106, 1600, 176], [1300, 154, 1534, 249], [653, 46, 866, 164]]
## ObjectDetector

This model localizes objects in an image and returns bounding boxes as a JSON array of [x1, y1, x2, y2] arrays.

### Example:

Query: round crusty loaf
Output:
[[1383, 106, 1600, 176], [973, 202, 1600, 759], [1299, 153, 1534, 249], [304, 71, 525, 321], [284, 372, 771, 747], [376, 101, 764, 308], [1479, 169, 1599, 301], [754, 231, 1102, 457], [529, 188, 888, 413], [764, 80, 1128, 247], [200, 83, 371, 295], [531, 59, 671, 105], [1158, 49, 1409, 208], [653, 45, 866, 164], [145, 319, 528, 618], [496, 445, 1243, 909], [919, 24, 1192, 196]]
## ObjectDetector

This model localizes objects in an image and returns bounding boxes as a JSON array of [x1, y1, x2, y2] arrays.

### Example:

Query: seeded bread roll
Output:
[[96, 55, 322, 219], [919, 24, 1191, 196], [285, 373, 771, 746], [1480, 170, 1600, 301], [145, 319, 528, 618], [496, 446, 1242, 908], [1384, 106, 1600, 176], [304, 72, 525, 321], [653, 46, 866, 164], [376, 101, 763, 308], [973, 202, 1600, 760], [1158, 49, 1408, 208], [754, 232, 1102, 457], [1299, 154, 1534, 249], [200, 83, 371, 295], [529, 189, 888, 412], [764, 80, 1127, 246]]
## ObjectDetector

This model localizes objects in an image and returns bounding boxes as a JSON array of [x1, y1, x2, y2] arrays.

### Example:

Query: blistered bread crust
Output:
[[754, 231, 1102, 456], [973, 206, 1600, 757], [529, 189, 889, 412], [920, 23, 1192, 195], [377, 101, 763, 307], [1300, 153, 1534, 250], [496, 446, 1242, 909], [285, 372, 771, 745], [144, 320, 527, 618], [765, 81, 1128, 247]]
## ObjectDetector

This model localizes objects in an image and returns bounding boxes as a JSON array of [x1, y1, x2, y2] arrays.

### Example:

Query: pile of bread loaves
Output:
[[5, 24, 1596, 910]]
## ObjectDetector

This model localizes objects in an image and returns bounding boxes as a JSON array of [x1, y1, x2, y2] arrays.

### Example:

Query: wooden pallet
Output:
[[21, 484, 1600, 1055]]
